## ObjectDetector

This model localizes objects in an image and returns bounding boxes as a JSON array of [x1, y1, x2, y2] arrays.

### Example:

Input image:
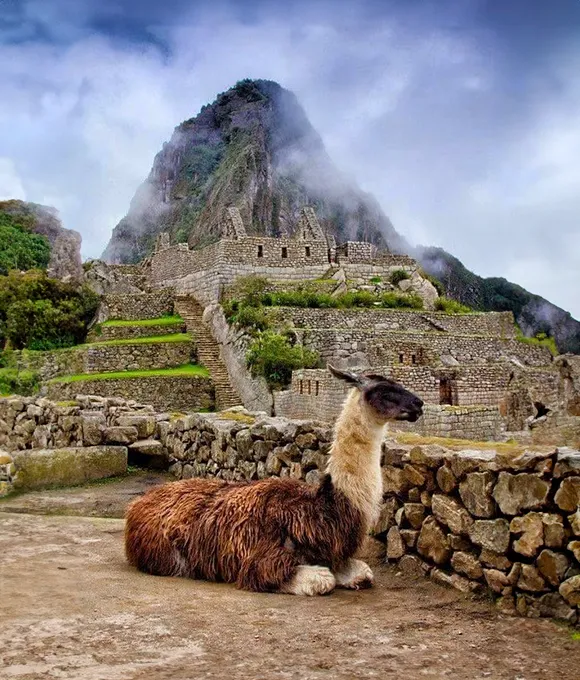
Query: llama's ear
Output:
[[327, 364, 363, 387]]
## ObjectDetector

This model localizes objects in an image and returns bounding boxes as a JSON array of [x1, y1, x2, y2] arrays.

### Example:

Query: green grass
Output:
[[78, 333, 191, 348], [101, 315, 183, 328], [49, 364, 209, 383], [392, 431, 553, 455]]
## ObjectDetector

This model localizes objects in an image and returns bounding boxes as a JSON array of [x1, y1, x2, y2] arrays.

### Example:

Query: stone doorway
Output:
[[439, 377, 458, 406]]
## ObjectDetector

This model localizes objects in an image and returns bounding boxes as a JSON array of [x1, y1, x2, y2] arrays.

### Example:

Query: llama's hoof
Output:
[[334, 559, 374, 590], [280, 565, 336, 596]]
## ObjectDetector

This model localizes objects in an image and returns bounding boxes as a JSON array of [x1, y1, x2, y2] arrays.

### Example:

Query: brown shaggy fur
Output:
[[125, 366, 423, 594], [125, 474, 362, 592]]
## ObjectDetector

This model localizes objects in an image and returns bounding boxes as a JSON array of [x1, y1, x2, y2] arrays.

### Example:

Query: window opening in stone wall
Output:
[[439, 377, 457, 406], [305, 246, 311, 257], [307, 380, 311, 394], [257, 245, 263, 258], [282, 247, 288, 259], [411, 354, 417, 365], [533, 401, 550, 418], [399, 353, 404, 364], [299, 380, 303, 394], [315, 380, 319, 396]]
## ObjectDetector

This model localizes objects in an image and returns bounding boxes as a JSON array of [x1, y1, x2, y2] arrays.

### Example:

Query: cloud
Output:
[[0, 158, 26, 200], [0, 0, 578, 319]]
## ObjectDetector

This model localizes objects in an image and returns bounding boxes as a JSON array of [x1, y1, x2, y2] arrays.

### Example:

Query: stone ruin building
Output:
[[46, 206, 580, 445]]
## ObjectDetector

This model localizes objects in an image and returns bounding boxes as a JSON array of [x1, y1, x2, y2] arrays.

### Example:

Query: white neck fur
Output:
[[326, 389, 385, 533]]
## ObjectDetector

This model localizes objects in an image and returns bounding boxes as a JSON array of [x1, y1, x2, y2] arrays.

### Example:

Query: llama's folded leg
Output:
[[279, 565, 336, 596], [333, 558, 374, 590], [236, 543, 301, 593]]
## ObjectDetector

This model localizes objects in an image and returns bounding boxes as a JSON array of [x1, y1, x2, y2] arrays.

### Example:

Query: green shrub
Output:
[[434, 297, 473, 314], [0, 367, 39, 396], [0, 212, 50, 275], [369, 276, 382, 284], [233, 305, 269, 333], [379, 292, 423, 309], [389, 269, 411, 286], [0, 270, 99, 350], [516, 331, 558, 356], [229, 275, 269, 306], [246, 331, 320, 390]]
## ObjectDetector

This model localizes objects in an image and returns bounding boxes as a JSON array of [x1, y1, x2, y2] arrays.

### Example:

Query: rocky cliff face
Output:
[[103, 79, 580, 354], [102, 79, 405, 263], [0, 200, 82, 281]]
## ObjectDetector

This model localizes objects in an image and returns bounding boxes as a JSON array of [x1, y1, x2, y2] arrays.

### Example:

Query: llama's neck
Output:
[[326, 390, 385, 532]]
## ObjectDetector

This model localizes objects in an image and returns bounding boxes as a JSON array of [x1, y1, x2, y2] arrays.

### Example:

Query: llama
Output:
[[124, 365, 423, 595]]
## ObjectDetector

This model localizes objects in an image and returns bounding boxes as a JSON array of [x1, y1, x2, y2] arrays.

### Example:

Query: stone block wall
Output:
[[82, 340, 195, 374], [46, 375, 214, 412], [277, 308, 516, 339], [103, 290, 174, 321], [298, 329, 552, 367], [88, 321, 186, 342], [381, 444, 580, 624], [390, 405, 504, 441], [3, 394, 580, 623]]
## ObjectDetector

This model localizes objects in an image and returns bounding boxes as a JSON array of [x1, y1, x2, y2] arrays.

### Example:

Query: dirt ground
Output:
[[1, 477, 580, 680]]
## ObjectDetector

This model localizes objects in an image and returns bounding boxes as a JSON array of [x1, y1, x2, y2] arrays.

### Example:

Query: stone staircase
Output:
[[175, 295, 241, 410]]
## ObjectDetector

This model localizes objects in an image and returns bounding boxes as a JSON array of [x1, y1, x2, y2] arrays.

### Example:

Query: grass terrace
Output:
[[78, 333, 191, 348], [100, 315, 183, 328], [49, 364, 209, 383]]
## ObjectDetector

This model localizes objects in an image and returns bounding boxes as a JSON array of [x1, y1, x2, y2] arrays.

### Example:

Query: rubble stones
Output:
[[431, 494, 473, 535], [510, 513, 544, 557], [451, 551, 483, 579], [469, 519, 510, 553], [560, 575, 580, 606], [492, 472, 550, 515], [417, 517, 450, 565], [436, 465, 457, 493], [537, 550, 570, 586], [555, 477, 580, 512], [459, 471, 496, 518], [386, 527, 405, 560]]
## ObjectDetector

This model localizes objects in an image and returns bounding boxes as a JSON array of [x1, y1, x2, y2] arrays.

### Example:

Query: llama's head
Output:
[[328, 365, 424, 423]]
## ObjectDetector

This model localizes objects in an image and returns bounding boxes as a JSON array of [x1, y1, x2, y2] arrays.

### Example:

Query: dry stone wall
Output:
[[88, 321, 186, 342], [299, 329, 552, 367], [2, 394, 579, 623], [46, 375, 214, 412], [102, 291, 174, 321], [381, 443, 580, 624], [278, 308, 516, 339]]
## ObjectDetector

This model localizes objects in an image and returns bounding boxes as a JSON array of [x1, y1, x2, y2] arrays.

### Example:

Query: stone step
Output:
[[8, 446, 128, 493]]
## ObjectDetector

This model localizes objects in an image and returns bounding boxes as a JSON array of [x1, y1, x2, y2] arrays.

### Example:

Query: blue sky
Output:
[[1, 0, 580, 318]]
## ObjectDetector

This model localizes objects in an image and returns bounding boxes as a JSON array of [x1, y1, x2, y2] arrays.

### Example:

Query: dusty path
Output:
[[2, 502, 579, 680]]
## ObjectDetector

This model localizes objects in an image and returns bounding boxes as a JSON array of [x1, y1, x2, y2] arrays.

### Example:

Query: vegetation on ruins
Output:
[[246, 331, 320, 390], [0, 211, 51, 275], [0, 367, 39, 396], [389, 269, 411, 286], [434, 297, 473, 314], [0, 270, 99, 350], [49, 363, 209, 383], [223, 277, 425, 334], [100, 315, 183, 328], [516, 330, 558, 356]]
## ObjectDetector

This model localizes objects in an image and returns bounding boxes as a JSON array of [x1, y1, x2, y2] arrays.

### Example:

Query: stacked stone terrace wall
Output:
[[299, 329, 552, 367], [278, 308, 516, 339], [46, 375, 214, 412], [12, 339, 195, 380], [81, 340, 194, 374], [391, 405, 504, 440], [3, 395, 580, 623], [89, 321, 186, 342], [103, 290, 174, 321]]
